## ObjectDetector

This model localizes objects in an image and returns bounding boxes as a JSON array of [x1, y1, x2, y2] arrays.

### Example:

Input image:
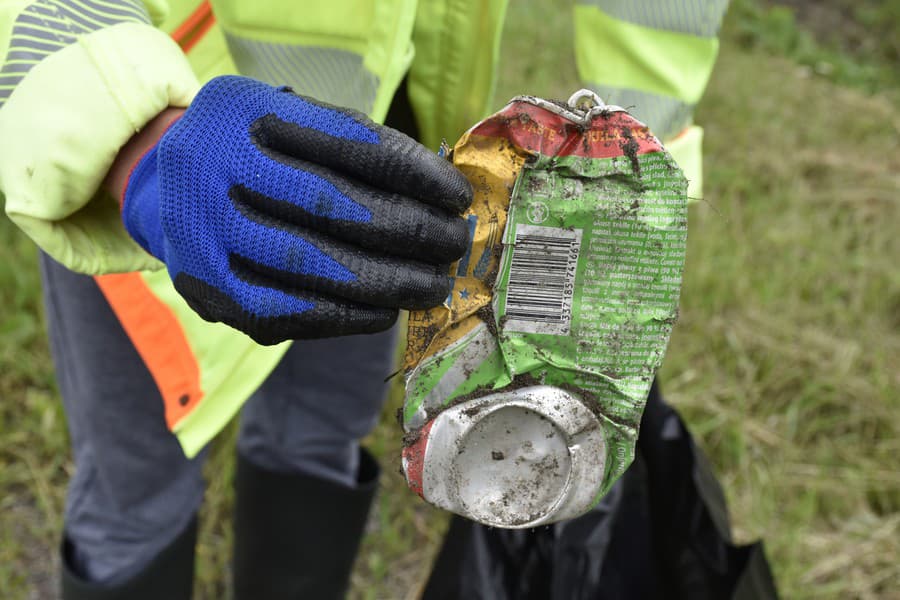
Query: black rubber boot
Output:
[[60, 517, 196, 600], [233, 448, 379, 600]]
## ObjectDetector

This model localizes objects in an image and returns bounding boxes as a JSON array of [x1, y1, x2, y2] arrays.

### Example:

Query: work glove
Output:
[[122, 75, 472, 345]]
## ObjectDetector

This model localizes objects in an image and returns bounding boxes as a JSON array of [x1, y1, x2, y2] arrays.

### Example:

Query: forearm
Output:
[[104, 107, 185, 204]]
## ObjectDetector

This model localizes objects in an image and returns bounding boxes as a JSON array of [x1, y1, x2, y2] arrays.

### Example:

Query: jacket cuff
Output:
[[0, 22, 199, 274]]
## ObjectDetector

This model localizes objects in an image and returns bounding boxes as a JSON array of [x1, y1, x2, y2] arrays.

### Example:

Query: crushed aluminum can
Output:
[[401, 90, 688, 528]]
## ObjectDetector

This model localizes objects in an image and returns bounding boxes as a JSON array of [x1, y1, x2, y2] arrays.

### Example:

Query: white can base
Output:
[[405, 385, 607, 528]]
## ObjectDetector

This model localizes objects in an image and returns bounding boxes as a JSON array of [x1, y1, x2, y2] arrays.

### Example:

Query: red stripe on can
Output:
[[470, 101, 664, 159], [402, 420, 436, 499]]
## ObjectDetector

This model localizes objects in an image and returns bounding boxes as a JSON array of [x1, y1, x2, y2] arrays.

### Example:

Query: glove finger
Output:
[[226, 213, 453, 310], [252, 89, 473, 213], [172, 270, 398, 345], [231, 158, 469, 264]]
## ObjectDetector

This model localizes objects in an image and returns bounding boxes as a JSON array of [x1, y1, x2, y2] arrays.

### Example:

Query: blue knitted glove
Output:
[[122, 76, 471, 344]]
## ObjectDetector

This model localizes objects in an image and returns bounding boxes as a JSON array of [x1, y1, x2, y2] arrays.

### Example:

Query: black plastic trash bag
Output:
[[421, 381, 778, 600]]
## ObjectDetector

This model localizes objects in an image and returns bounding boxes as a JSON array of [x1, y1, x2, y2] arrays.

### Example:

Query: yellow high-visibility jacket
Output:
[[0, 0, 728, 455]]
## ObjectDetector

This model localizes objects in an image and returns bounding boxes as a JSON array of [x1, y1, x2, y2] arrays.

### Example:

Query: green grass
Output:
[[730, 0, 900, 98], [1, 1, 898, 598], [663, 44, 899, 599]]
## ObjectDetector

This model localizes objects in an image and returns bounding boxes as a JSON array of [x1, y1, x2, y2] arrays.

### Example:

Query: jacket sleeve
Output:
[[572, 0, 731, 200], [0, 0, 200, 274]]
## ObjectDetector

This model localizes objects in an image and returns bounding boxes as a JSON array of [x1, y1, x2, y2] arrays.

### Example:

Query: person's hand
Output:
[[118, 76, 471, 344]]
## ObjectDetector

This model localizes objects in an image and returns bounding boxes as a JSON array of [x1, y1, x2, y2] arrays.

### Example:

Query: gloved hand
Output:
[[122, 76, 471, 345]]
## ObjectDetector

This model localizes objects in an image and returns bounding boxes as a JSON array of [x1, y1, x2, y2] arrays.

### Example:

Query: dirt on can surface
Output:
[[401, 90, 688, 528]]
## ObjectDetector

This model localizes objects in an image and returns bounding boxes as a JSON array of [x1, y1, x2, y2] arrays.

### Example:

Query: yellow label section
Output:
[[403, 133, 528, 370]]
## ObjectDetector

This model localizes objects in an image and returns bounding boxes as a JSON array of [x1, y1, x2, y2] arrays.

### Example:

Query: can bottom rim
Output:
[[410, 385, 607, 528]]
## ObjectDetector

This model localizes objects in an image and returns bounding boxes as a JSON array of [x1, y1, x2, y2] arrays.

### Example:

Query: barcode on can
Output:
[[503, 224, 583, 335]]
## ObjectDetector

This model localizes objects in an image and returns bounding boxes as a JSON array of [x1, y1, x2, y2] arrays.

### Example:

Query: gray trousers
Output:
[[40, 253, 397, 583]]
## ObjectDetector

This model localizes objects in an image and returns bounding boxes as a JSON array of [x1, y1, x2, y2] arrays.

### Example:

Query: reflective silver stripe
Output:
[[224, 32, 379, 116], [577, 0, 729, 38], [586, 83, 694, 140], [0, 0, 149, 106]]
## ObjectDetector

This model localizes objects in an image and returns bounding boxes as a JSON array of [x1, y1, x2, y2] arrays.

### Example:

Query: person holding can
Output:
[[0, 1, 769, 599]]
